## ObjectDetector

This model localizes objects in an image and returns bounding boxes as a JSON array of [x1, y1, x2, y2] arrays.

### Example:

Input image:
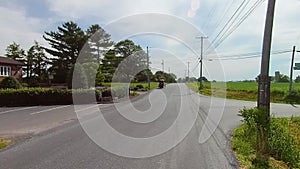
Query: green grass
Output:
[[272, 117, 300, 150], [186, 82, 300, 103], [0, 139, 12, 149], [232, 117, 300, 169]]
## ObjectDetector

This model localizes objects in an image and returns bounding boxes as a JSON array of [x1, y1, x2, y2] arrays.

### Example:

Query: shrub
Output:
[[136, 84, 144, 89], [101, 88, 112, 97], [238, 107, 270, 167], [238, 107, 268, 130], [0, 88, 101, 106], [238, 107, 300, 168], [67, 63, 88, 89], [112, 86, 127, 98], [0, 76, 22, 89]]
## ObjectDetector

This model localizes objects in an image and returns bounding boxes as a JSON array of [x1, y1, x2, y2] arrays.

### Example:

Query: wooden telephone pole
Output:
[[258, 0, 276, 112], [257, 0, 276, 159]]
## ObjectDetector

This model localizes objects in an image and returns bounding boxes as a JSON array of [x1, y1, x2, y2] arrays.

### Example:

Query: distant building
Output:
[[274, 71, 280, 82], [0, 56, 23, 82]]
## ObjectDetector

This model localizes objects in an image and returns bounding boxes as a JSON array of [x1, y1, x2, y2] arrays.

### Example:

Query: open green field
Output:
[[186, 82, 300, 103]]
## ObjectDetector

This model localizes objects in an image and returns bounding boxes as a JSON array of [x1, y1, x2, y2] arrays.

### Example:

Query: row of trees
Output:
[[6, 41, 48, 85], [5, 21, 176, 87]]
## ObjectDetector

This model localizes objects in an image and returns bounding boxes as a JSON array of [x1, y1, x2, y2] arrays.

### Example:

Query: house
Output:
[[0, 56, 23, 82]]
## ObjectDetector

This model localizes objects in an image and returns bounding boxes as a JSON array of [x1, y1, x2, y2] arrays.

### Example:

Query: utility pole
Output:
[[146, 46, 150, 90], [258, 0, 276, 110], [257, 0, 276, 158], [168, 67, 170, 73], [196, 36, 208, 90], [187, 62, 190, 82], [289, 46, 296, 95]]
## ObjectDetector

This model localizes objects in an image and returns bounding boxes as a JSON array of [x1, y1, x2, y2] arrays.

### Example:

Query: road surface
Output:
[[0, 83, 299, 169]]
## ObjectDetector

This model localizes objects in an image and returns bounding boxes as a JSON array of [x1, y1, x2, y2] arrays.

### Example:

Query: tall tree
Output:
[[154, 71, 176, 83], [101, 49, 121, 82], [26, 41, 48, 82], [113, 39, 147, 82], [86, 24, 114, 63], [114, 39, 142, 58], [82, 62, 100, 88], [67, 63, 88, 89], [5, 42, 25, 62], [134, 69, 153, 82], [43, 21, 87, 83]]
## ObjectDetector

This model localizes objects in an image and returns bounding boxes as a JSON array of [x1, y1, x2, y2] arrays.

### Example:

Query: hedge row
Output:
[[0, 88, 101, 107]]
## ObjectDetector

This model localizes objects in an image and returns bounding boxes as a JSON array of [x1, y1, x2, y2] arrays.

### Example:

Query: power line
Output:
[[213, 0, 265, 49], [205, 0, 248, 52], [209, 50, 291, 60], [208, 0, 235, 37], [205, 0, 266, 54]]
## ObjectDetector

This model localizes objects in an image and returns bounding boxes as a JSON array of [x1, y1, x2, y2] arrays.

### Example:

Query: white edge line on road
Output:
[[0, 106, 38, 115], [76, 105, 100, 119], [30, 105, 72, 115], [76, 105, 99, 112]]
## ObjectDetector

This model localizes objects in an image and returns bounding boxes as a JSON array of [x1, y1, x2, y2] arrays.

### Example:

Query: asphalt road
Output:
[[0, 83, 299, 169]]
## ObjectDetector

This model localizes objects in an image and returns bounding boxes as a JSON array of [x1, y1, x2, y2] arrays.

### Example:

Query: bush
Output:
[[238, 107, 300, 168], [0, 76, 22, 89], [0, 88, 101, 106], [238, 107, 269, 130], [67, 63, 88, 89], [136, 84, 144, 89], [101, 88, 112, 97], [112, 86, 127, 98]]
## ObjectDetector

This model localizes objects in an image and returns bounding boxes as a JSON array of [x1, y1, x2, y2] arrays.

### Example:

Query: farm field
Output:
[[186, 81, 300, 103]]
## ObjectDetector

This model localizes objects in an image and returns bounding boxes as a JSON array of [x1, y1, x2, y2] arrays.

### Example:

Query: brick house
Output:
[[0, 56, 23, 82]]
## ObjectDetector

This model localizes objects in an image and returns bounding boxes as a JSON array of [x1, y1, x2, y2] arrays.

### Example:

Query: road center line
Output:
[[0, 106, 38, 115], [30, 105, 71, 115]]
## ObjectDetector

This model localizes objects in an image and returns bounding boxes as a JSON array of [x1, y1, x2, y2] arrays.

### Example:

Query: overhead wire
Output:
[[207, 49, 291, 60], [205, 0, 266, 55], [213, 0, 265, 49], [208, 0, 235, 37], [205, 0, 248, 53]]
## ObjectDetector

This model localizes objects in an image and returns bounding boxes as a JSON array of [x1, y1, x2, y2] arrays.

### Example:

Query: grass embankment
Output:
[[186, 82, 300, 103], [232, 116, 300, 169], [0, 139, 12, 149]]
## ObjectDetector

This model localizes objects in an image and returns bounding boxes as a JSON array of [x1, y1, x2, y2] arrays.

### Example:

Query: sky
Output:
[[0, 0, 300, 81]]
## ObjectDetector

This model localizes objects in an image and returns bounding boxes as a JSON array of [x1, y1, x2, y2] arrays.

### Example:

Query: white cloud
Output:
[[46, 0, 188, 22], [187, 0, 201, 18], [0, 6, 47, 55]]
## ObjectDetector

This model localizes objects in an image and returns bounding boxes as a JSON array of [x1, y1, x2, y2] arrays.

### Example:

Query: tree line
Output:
[[4, 21, 176, 87]]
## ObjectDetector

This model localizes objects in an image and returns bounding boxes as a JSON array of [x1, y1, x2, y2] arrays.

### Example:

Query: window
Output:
[[0, 66, 11, 76]]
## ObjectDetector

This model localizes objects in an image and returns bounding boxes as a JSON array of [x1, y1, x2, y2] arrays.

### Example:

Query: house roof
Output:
[[0, 56, 23, 65]]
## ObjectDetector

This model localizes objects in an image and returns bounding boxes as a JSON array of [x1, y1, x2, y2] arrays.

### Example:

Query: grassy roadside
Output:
[[0, 139, 12, 149], [232, 116, 300, 169], [186, 82, 300, 103]]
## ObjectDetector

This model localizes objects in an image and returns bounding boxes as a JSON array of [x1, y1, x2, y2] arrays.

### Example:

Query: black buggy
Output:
[[158, 79, 164, 89]]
